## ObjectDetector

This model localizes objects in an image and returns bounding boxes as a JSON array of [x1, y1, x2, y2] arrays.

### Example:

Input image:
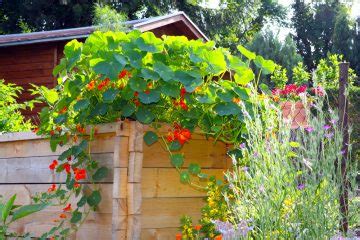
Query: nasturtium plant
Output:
[[31, 30, 274, 238]]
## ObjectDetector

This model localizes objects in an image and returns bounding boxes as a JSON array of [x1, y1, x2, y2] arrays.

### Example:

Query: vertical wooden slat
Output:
[[126, 122, 143, 240]]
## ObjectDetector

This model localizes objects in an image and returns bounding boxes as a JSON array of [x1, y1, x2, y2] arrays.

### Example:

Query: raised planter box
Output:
[[281, 101, 308, 129], [0, 122, 229, 240]]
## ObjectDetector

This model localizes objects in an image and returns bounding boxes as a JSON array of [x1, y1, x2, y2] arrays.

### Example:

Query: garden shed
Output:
[[0, 12, 208, 119]]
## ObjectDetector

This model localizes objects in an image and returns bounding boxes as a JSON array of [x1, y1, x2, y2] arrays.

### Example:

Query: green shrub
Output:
[[0, 80, 33, 133]]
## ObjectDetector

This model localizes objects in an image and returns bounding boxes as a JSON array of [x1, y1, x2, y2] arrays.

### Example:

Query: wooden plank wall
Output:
[[0, 41, 66, 120], [0, 123, 117, 240], [0, 122, 230, 240]]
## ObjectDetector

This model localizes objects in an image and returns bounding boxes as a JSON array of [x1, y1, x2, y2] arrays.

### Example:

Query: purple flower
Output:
[[323, 125, 331, 130], [253, 151, 259, 158], [330, 119, 338, 125], [325, 132, 334, 139], [297, 184, 305, 190], [212, 219, 253, 238], [305, 126, 314, 133], [240, 143, 246, 149], [242, 166, 249, 172], [340, 150, 346, 155]]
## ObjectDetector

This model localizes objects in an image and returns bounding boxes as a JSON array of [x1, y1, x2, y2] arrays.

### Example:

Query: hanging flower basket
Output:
[[280, 101, 308, 129]]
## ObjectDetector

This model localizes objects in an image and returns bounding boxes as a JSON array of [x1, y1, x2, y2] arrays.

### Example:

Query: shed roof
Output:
[[0, 12, 208, 47]]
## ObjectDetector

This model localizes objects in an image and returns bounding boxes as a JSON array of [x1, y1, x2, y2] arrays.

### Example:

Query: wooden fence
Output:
[[0, 121, 229, 240]]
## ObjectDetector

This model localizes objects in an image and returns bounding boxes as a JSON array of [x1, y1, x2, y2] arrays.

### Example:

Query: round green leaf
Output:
[[168, 141, 182, 151], [143, 131, 158, 146], [138, 90, 160, 104], [153, 62, 174, 82], [214, 102, 241, 116], [234, 69, 255, 86], [188, 163, 201, 175], [135, 107, 155, 124], [103, 89, 119, 103], [74, 99, 90, 112], [135, 32, 164, 53], [129, 77, 147, 92], [160, 82, 180, 98], [87, 190, 101, 207], [70, 211, 82, 224], [92, 167, 109, 181], [122, 103, 136, 117], [170, 154, 184, 168], [180, 171, 190, 183], [237, 45, 256, 60], [141, 68, 159, 80]]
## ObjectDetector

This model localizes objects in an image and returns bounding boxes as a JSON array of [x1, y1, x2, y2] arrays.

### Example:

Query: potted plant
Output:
[[271, 83, 324, 129]]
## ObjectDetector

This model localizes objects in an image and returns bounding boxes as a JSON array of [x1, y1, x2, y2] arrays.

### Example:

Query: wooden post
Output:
[[338, 62, 350, 233], [126, 121, 143, 240]]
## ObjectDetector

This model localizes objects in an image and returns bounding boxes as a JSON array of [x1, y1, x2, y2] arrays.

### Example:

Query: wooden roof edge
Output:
[[0, 12, 208, 47]]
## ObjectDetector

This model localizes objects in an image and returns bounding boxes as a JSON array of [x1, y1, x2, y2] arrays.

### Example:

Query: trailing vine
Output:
[[32, 30, 276, 238]]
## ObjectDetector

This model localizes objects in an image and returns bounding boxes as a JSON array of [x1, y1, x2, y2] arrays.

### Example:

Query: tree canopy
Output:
[[0, 0, 286, 51]]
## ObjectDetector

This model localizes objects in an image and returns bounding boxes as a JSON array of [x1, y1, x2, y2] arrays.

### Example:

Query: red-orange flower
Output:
[[133, 99, 140, 107], [74, 182, 80, 188], [50, 130, 55, 136], [118, 69, 131, 79], [56, 126, 62, 132], [166, 131, 174, 142], [63, 163, 71, 174], [175, 233, 182, 240], [76, 124, 86, 134], [67, 156, 72, 161], [87, 80, 96, 90], [214, 236, 222, 240], [63, 204, 72, 212], [174, 128, 191, 145], [180, 87, 186, 97], [179, 99, 188, 111], [32, 127, 39, 133], [59, 213, 67, 219], [48, 184, 57, 192], [134, 91, 139, 97], [49, 160, 58, 170], [144, 89, 150, 94], [59, 107, 67, 114], [98, 78, 110, 90], [194, 225, 202, 231], [74, 168, 86, 181]]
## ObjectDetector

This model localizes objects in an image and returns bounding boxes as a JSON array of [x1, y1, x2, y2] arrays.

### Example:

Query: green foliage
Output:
[[291, 1, 360, 76], [247, 30, 303, 79], [93, 4, 128, 32], [0, 80, 33, 133], [0, 1, 285, 52], [0, 194, 48, 239], [33, 30, 273, 238], [223, 92, 358, 239], [292, 62, 310, 85]]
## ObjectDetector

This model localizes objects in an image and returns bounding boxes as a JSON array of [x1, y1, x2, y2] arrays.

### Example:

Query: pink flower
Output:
[[296, 85, 307, 94]]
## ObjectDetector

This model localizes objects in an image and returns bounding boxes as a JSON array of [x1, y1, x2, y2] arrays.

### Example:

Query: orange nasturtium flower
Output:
[[48, 184, 57, 192], [63, 163, 71, 174], [49, 160, 58, 170], [214, 235, 223, 240], [63, 204, 72, 212], [59, 213, 67, 219], [194, 225, 202, 231], [175, 233, 182, 240], [74, 168, 86, 181], [87, 80, 96, 90]]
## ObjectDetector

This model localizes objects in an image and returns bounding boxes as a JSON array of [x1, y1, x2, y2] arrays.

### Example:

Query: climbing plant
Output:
[[31, 30, 276, 238]]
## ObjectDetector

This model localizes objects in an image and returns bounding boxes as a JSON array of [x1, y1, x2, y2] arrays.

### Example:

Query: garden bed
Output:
[[0, 122, 229, 239]]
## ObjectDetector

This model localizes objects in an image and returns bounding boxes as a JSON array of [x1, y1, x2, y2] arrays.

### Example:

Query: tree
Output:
[[0, 0, 286, 51], [291, 0, 360, 76], [246, 30, 303, 79]]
